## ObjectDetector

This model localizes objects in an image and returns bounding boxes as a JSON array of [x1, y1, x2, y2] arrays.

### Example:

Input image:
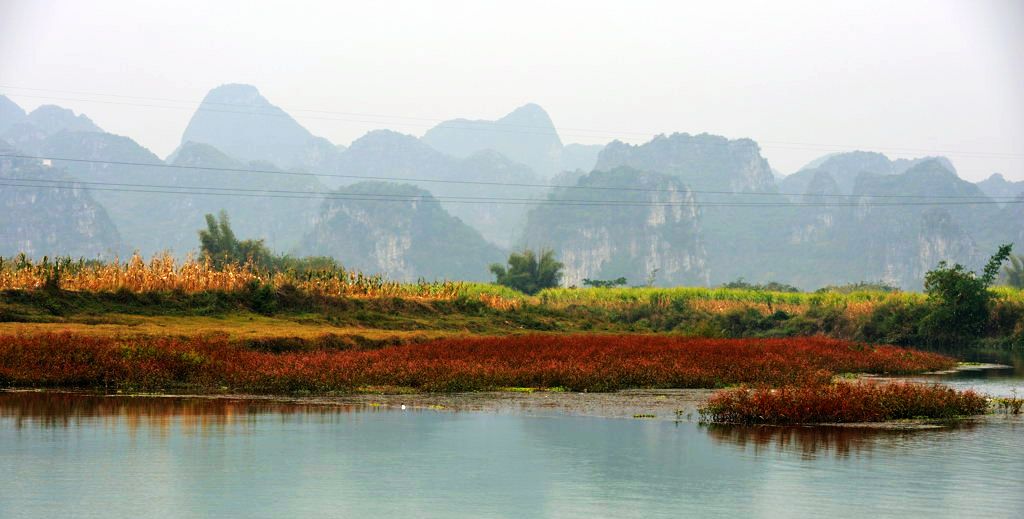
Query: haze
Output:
[[1, 0, 1022, 180]]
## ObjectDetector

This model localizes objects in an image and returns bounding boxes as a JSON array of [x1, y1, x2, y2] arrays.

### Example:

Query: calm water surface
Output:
[[1, 357, 1022, 519]]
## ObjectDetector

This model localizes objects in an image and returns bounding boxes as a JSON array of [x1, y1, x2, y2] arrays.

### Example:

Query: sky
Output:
[[1, 0, 1022, 180]]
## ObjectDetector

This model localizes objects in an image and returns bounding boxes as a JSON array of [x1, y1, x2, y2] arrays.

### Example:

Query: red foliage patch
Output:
[[0, 333, 956, 393], [699, 382, 988, 424]]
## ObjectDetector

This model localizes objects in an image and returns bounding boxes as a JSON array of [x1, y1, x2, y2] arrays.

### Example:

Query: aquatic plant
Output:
[[0, 333, 956, 394], [993, 390, 1023, 415], [698, 381, 988, 424]]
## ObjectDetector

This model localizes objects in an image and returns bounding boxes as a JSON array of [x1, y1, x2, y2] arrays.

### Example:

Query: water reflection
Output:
[[0, 391, 369, 434], [703, 423, 976, 459], [2, 390, 1022, 517]]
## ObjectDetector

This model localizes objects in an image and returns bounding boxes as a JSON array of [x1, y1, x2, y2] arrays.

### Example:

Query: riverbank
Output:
[[2, 283, 1021, 350]]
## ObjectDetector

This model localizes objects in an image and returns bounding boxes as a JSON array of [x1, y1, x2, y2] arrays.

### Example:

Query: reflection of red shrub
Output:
[[700, 382, 988, 424], [0, 333, 956, 393]]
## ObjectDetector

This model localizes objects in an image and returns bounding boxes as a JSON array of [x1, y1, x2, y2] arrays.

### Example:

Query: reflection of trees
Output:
[[703, 423, 975, 460], [0, 392, 370, 435]]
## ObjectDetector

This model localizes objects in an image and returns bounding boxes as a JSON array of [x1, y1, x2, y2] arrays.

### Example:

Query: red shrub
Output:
[[0, 333, 957, 393], [699, 382, 988, 424]]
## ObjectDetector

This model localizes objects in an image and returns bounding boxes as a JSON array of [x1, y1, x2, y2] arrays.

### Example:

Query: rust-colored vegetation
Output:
[[699, 381, 988, 424], [0, 333, 955, 394]]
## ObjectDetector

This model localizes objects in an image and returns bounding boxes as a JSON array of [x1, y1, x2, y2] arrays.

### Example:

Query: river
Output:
[[1, 354, 1021, 518]]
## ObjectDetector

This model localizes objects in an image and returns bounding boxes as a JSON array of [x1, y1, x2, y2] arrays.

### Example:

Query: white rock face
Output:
[[525, 168, 709, 287], [560, 228, 614, 287]]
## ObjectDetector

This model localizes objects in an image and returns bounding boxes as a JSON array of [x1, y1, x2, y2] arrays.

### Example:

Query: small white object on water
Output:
[[401, 404, 407, 410]]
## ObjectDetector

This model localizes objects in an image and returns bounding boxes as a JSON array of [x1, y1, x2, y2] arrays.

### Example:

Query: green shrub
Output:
[[859, 301, 928, 345], [919, 244, 1012, 345], [489, 249, 564, 295]]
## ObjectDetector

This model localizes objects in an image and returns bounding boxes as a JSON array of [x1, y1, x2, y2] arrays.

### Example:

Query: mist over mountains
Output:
[[0, 84, 1019, 289]]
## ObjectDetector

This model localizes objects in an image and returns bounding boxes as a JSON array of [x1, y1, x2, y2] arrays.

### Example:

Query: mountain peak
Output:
[[25, 105, 103, 135], [500, 103, 555, 128], [595, 132, 775, 193], [181, 84, 342, 172], [421, 104, 563, 177], [0, 95, 27, 134], [352, 129, 422, 147], [200, 83, 266, 106], [902, 158, 957, 179], [169, 141, 239, 166]]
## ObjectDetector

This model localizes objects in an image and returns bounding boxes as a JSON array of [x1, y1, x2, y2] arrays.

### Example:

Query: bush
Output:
[[721, 278, 800, 293], [246, 281, 278, 315], [699, 382, 988, 424], [919, 244, 1012, 345], [489, 249, 564, 295], [859, 302, 929, 345]]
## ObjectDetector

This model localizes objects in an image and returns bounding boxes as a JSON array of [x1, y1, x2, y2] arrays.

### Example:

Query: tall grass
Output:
[[3, 253, 1022, 316], [0, 253, 462, 300]]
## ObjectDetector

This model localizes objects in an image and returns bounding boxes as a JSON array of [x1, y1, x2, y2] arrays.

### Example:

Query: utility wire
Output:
[[0, 153, 1018, 201], [5, 175, 1022, 205], [2, 178, 1019, 208]]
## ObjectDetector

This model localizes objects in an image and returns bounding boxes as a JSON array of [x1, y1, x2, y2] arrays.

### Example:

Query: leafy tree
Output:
[[815, 281, 899, 294], [489, 249, 564, 295], [198, 211, 273, 268], [721, 278, 801, 293], [583, 277, 627, 288], [920, 244, 1013, 344], [1001, 254, 1024, 288]]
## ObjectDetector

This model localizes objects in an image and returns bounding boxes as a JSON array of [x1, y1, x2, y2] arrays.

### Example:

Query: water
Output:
[[907, 350, 1024, 398], [1, 360, 1022, 519]]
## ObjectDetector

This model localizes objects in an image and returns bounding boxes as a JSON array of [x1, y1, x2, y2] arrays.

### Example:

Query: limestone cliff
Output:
[[522, 167, 708, 287], [297, 182, 505, 281], [0, 149, 121, 258]]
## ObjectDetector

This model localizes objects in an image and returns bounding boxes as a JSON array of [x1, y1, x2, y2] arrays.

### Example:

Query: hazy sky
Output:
[[1, 0, 1022, 180]]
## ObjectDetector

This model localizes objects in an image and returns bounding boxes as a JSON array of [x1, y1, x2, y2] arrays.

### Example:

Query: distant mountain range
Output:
[[0, 85, 1020, 288], [179, 84, 346, 181], [422, 103, 602, 177]]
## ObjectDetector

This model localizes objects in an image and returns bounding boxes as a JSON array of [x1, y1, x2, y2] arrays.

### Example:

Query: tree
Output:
[[489, 249, 564, 295], [1001, 254, 1024, 288], [919, 244, 1012, 344], [583, 277, 627, 288], [721, 278, 801, 293], [198, 211, 273, 268]]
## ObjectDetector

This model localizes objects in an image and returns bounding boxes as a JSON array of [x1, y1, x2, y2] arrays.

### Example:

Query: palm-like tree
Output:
[[490, 249, 564, 294]]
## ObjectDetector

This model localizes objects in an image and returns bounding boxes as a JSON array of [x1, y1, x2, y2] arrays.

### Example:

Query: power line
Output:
[[6, 175, 1022, 205], [3, 86, 1023, 160], [0, 153, 1018, 201], [2, 178, 1019, 208]]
